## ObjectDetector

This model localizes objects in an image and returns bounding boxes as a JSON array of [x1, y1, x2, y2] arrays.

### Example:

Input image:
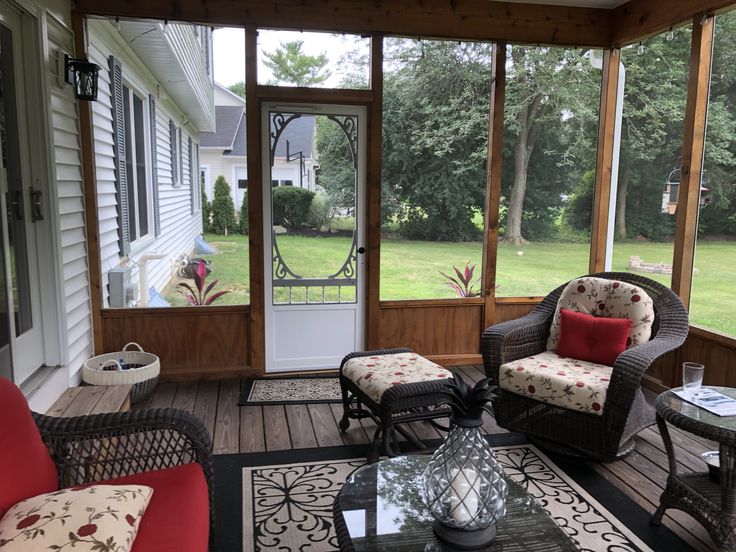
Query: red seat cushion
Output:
[[556, 309, 633, 366], [0, 378, 58, 517], [93, 463, 209, 552]]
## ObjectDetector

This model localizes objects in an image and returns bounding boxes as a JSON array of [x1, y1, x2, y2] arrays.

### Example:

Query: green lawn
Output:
[[164, 233, 736, 336]]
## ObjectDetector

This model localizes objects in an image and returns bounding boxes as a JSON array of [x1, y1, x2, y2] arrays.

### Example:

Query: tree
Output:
[[614, 29, 691, 240], [211, 176, 237, 235], [502, 46, 600, 245], [694, 12, 736, 237], [239, 191, 249, 234], [314, 116, 356, 211], [381, 39, 492, 241], [263, 41, 331, 86], [201, 188, 212, 233], [228, 81, 245, 99]]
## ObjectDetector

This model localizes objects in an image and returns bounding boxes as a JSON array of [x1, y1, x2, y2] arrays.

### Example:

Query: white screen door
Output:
[[263, 104, 366, 372]]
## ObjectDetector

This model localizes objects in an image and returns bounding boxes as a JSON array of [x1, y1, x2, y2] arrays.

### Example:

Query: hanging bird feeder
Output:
[[661, 159, 710, 215]]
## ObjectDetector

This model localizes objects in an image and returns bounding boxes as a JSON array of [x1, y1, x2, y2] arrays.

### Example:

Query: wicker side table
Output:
[[653, 387, 736, 550]]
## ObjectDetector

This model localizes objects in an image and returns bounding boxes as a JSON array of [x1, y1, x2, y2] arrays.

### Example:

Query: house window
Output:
[[272, 179, 279, 187], [282, 179, 294, 187], [200, 166, 209, 197], [123, 85, 150, 242], [238, 179, 248, 189]]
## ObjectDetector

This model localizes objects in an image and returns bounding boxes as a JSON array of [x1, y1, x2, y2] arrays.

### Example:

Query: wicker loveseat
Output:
[[0, 378, 213, 551], [482, 272, 689, 461]]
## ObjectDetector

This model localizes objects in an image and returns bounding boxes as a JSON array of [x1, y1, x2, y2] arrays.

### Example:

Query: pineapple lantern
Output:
[[422, 375, 508, 549]]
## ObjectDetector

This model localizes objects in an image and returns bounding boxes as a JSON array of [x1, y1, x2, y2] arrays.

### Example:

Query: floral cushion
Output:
[[547, 277, 655, 352], [0, 485, 152, 551], [342, 353, 453, 403], [499, 351, 613, 415]]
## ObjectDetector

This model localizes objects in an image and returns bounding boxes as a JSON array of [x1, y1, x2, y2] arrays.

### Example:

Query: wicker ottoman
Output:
[[338, 348, 454, 462]]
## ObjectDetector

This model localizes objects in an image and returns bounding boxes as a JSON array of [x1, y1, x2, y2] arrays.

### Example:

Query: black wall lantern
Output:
[[64, 55, 101, 101]]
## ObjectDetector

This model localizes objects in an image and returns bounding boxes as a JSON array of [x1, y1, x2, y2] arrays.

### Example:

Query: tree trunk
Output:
[[503, 95, 541, 245], [616, 170, 629, 240], [505, 137, 530, 245]]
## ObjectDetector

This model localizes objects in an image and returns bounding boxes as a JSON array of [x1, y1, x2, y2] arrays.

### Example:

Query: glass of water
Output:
[[682, 362, 705, 399]]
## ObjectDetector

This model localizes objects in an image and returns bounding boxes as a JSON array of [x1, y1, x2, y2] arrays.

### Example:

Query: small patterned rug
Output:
[[213, 439, 687, 552], [238, 374, 341, 405]]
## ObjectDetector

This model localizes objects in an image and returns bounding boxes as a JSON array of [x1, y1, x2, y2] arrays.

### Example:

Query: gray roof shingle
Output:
[[226, 113, 315, 159], [200, 105, 243, 148]]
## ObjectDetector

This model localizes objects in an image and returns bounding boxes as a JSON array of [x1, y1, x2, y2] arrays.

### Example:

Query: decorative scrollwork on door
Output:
[[269, 111, 360, 305]]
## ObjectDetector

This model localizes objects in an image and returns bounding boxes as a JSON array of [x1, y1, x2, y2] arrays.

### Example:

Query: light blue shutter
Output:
[[108, 55, 130, 256]]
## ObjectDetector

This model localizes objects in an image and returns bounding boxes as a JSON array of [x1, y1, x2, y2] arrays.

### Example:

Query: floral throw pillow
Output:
[[547, 276, 655, 352], [0, 485, 153, 552]]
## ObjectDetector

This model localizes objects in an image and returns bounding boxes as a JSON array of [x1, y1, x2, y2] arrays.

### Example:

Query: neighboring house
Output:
[[199, 83, 317, 211], [89, 19, 215, 307]]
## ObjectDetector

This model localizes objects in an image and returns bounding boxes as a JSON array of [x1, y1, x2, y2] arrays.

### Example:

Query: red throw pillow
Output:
[[556, 309, 632, 366]]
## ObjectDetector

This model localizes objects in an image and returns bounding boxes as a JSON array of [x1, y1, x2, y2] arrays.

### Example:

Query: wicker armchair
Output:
[[32, 407, 214, 550], [482, 272, 689, 461]]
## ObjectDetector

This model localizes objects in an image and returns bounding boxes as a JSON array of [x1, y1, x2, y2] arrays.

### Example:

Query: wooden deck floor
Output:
[[59, 366, 719, 551]]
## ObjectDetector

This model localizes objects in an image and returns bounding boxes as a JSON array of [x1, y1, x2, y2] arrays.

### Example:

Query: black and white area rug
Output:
[[238, 374, 341, 406], [214, 435, 687, 552]]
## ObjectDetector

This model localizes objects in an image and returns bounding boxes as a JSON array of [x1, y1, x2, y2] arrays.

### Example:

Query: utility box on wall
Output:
[[108, 266, 137, 308]]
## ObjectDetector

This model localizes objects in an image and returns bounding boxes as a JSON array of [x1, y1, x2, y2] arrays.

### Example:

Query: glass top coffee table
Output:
[[653, 386, 736, 550], [332, 455, 577, 551]]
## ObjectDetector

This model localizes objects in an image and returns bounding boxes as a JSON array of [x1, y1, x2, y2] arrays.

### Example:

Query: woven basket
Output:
[[82, 343, 160, 404]]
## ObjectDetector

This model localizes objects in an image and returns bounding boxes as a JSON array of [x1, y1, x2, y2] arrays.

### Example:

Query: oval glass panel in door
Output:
[[269, 111, 359, 305]]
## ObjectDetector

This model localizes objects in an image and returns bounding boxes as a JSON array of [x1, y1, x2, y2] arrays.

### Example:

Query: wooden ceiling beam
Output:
[[612, 0, 736, 46], [74, 0, 613, 47]]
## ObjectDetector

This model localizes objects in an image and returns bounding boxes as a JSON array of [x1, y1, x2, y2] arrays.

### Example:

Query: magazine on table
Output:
[[673, 387, 736, 416]]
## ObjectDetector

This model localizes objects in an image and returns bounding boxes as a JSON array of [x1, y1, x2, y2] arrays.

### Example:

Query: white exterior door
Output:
[[0, 4, 45, 383], [263, 104, 366, 372]]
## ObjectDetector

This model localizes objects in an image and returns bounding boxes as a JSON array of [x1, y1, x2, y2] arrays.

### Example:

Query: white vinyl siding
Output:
[[89, 20, 203, 307], [199, 149, 244, 201], [47, 19, 92, 380]]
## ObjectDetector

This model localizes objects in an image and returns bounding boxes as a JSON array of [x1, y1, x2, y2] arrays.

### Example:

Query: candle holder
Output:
[[423, 376, 508, 549]]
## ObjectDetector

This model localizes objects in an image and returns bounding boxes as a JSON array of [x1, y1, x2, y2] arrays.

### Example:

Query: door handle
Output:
[[30, 186, 43, 222], [357, 247, 365, 254]]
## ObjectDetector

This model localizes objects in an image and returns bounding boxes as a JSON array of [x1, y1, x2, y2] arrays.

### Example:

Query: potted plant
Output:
[[177, 260, 230, 305]]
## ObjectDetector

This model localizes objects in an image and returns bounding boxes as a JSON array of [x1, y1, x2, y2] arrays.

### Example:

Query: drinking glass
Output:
[[682, 362, 705, 398]]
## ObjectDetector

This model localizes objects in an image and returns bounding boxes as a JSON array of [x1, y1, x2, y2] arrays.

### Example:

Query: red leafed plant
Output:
[[440, 259, 481, 298], [177, 260, 230, 305]]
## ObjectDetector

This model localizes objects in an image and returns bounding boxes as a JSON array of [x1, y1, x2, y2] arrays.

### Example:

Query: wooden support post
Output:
[[672, 15, 715, 307], [245, 26, 265, 371], [73, 11, 103, 353], [365, 36, 383, 349], [589, 48, 621, 274], [483, 42, 506, 330]]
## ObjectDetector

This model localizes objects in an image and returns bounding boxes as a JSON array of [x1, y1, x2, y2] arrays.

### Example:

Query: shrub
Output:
[[211, 176, 237, 235], [240, 191, 249, 234], [399, 208, 482, 241], [308, 191, 334, 229], [272, 186, 315, 229], [564, 170, 595, 232], [201, 188, 212, 233]]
